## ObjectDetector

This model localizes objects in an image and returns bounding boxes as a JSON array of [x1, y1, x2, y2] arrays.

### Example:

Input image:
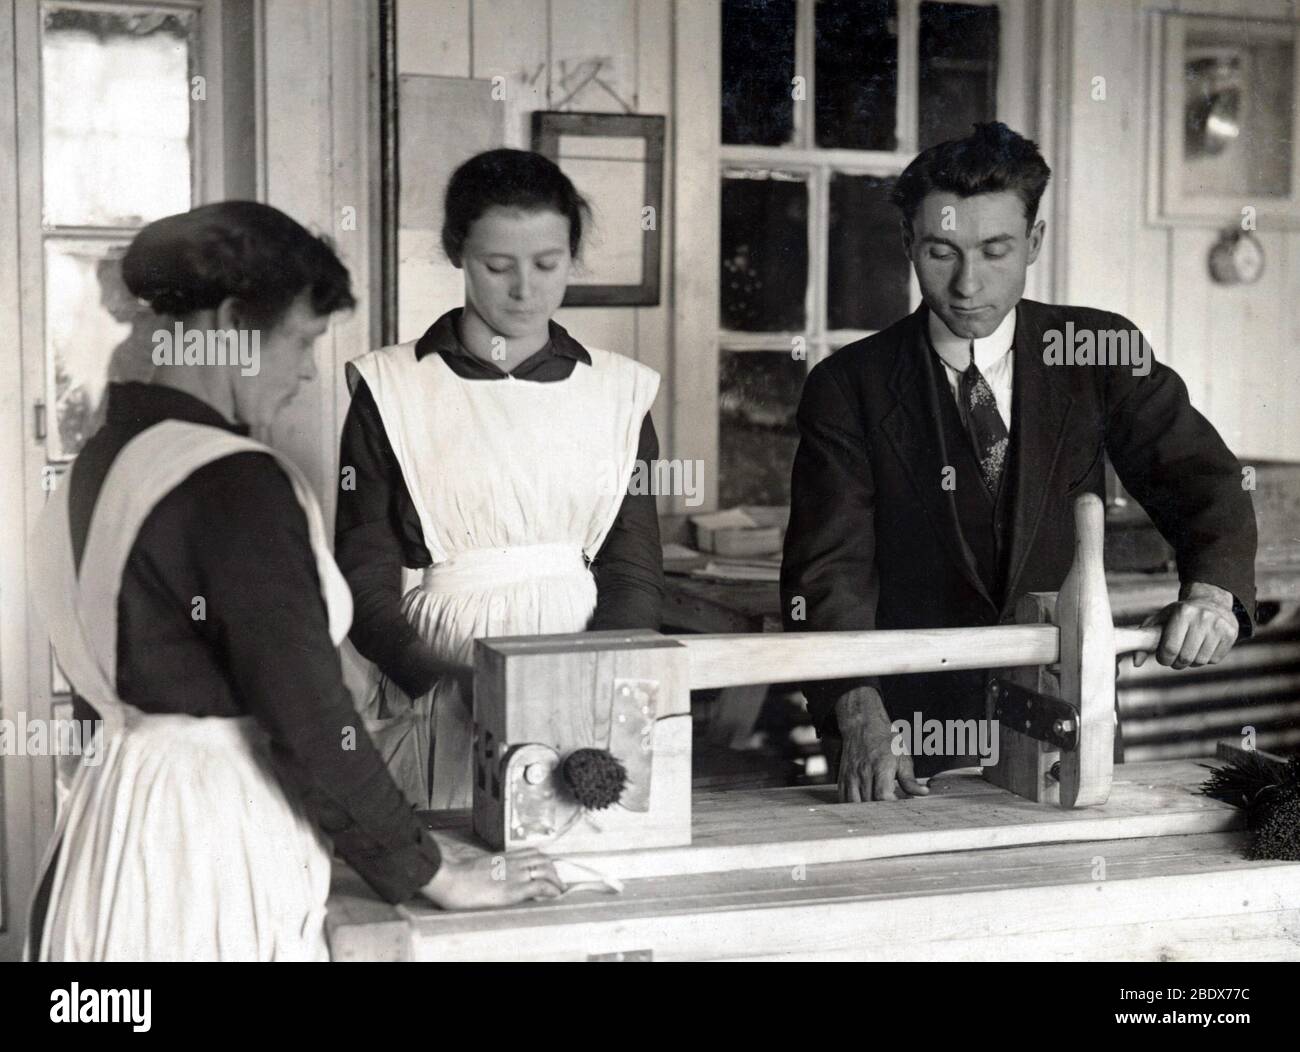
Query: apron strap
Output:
[[29, 481, 127, 737], [25, 479, 130, 958], [25, 418, 351, 960], [578, 349, 660, 560], [75, 420, 353, 690], [346, 351, 447, 561]]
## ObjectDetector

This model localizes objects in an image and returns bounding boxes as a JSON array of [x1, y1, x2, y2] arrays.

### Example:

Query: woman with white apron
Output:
[[337, 150, 665, 809], [26, 203, 561, 961]]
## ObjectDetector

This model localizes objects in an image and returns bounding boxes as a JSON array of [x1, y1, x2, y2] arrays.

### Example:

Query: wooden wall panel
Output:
[[633, 0, 674, 480], [1207, 228, 1289, 457], [398, 0, 471, 76], [1168, 227, 1212, 415], [549, 0, 638, 112], [1062, 0, 1145, 318], [1064, 0, 1300, 461], [469, 0, 549, 147], [263, 0, 337, 512], [670, 1, 721, 511]]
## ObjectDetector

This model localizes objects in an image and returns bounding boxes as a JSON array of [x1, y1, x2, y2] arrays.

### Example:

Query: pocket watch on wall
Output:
[[1209, 228, 1265, 285]]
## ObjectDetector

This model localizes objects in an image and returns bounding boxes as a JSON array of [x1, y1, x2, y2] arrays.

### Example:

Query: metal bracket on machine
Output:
[[502, 743, 562, 844], [607, 677, 658, 812], [987, 679, 1079, 752]]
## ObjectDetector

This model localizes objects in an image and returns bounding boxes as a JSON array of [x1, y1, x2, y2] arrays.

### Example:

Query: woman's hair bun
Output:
[[122, 201, 356, 324]]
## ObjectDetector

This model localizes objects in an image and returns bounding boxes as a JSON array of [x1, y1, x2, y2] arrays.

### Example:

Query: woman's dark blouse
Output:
[[335, 310, 664, 698], [67, 382, 441, 904]]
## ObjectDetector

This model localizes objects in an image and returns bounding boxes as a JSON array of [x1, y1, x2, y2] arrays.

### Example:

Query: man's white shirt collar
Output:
[[928, 306, 1016, 373]]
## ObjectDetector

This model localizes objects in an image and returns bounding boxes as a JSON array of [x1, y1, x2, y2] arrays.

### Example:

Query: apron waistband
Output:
[[420, 543, 588, 595], [119, 711, 262, 741]]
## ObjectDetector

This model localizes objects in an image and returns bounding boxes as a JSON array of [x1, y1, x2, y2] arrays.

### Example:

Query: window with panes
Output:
[[36, 3, 203, 463], [718, 0, 1004, 507]]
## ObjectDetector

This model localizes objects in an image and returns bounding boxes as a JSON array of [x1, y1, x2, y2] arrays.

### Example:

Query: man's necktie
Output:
[[958, 341, 1009, 494]]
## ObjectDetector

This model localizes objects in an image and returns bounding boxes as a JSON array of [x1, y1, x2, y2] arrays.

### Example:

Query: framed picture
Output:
[[532, 111, 665, 306], [1151, 12, 1300, 227]]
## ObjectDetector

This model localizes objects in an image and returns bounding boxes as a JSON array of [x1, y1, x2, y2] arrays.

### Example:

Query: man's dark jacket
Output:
[[780, 299, 1257, 771]]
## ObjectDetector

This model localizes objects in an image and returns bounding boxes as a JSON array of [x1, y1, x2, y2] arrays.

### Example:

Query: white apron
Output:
[[26, 420, 353, 961], [348, 343, 659, 809]]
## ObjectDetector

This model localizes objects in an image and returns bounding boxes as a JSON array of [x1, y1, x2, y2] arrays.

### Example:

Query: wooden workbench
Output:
[[325, 760, 1300, 961]]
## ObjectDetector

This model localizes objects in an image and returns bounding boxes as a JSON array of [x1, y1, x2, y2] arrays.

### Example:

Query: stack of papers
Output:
[[689, 558, 781, 583]]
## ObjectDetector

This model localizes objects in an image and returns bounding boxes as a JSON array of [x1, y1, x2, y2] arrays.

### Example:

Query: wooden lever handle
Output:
[[1056, 494, 1115, 806], [1115, 625, 1164, 654], [680, 623, 1164, 691]]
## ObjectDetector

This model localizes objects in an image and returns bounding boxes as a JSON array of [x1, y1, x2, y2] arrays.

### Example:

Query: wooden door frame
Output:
[[0, 0, 42, 962]]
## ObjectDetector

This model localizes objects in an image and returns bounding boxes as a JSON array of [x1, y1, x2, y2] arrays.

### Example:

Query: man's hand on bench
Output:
[[834, 686, 930, 803]]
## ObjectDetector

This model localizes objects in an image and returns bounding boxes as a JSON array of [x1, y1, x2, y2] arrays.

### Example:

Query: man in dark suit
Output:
[[781, 122, 1256, 802]]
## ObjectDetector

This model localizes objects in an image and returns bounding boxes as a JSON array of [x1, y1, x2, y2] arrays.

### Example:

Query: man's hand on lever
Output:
[[834, 686, 930, 803], [421, 847, 564, 909], [1132, 581, 1240, 671]]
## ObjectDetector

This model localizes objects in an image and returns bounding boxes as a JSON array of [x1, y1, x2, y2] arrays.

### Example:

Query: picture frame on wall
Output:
[[532, 111, 666, 306], [1150, 12, 1300, 227]]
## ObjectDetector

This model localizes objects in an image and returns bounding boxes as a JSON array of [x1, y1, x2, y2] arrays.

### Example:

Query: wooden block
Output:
[[472, 630, 691, 854], [983, 592, 1061, 804], [1214, 739, 1286, 766]]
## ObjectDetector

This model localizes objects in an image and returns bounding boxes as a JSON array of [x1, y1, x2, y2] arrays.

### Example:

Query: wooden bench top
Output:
[[325, 759, 1300, 961]]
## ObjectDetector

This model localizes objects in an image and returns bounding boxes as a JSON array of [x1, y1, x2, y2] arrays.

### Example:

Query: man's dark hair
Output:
[[441, 148, 591, 265], [122, 201, 356, 326], [891, 122, 1052, 232]]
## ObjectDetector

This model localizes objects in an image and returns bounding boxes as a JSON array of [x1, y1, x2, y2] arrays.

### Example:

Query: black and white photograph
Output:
[[0, 0, 1298, 1010]]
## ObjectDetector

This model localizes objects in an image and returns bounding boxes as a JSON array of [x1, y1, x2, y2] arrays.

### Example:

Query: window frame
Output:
[[24, 0, 219, 463], [705, 0, 1033, 511], [720, 0, 1024, 365]]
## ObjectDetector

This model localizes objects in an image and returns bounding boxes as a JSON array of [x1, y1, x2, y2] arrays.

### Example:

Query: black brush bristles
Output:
[[560, 748, 628, 812], [1201, 753, 1300, 859]]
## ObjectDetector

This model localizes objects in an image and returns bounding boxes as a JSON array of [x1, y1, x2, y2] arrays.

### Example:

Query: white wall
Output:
[[1056, 0, 1300, 461], [260, 0, 376, 526]]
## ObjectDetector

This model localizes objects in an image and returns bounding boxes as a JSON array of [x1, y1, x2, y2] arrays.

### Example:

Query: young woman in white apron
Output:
[[26, 202, 561, 961], [337, 150, 665, 809]]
